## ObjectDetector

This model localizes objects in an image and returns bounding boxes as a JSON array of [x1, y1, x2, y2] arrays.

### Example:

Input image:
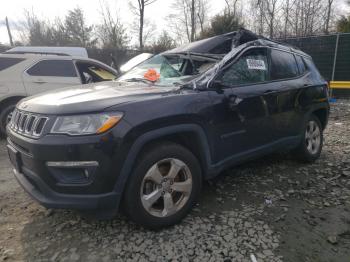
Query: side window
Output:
[[295, 55, 306, 75], [0, 57, 25, 71], [27, 60, 77, 77], [270, 49, 298, 80], [219, 48, 269, 86]]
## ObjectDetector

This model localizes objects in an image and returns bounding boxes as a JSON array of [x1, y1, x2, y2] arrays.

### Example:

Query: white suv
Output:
[[0, 50, 119, 135]]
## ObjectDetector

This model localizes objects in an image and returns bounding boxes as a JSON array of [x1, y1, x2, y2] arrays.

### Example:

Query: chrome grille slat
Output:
[[19, 114, 28, 131], [14, 110, 21, 129], [25, 115, 36, 134], [9, 109, 48, 138]]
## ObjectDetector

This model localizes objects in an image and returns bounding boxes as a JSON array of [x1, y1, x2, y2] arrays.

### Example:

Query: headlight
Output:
[[51, 112, 123, 136]]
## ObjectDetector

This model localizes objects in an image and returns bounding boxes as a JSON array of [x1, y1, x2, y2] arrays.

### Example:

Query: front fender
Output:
[[112, 124, 212, 210]]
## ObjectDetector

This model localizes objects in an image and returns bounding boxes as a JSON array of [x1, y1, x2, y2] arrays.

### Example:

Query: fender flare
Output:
[[303, 102, 330, 127], [112, 124, 212, 208]]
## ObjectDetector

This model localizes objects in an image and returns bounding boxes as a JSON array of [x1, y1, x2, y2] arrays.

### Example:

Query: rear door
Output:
[[22, 59, 81, 95], [269, 49, 303, 139]]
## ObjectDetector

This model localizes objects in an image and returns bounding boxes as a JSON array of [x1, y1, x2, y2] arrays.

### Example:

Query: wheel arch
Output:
[[312, 107, 329, 130], [0, 95, 26, 111], [112, 124, 212, 210]]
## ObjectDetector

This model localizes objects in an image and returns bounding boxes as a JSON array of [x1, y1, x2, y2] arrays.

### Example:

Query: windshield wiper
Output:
[[122, 78, 154, 84]]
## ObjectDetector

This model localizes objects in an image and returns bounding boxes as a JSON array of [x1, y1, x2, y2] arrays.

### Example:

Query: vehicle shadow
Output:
[[19, 152, 298, 261]]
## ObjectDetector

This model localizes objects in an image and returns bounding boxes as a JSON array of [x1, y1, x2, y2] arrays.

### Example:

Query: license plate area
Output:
[[7, 144, 22, 173]]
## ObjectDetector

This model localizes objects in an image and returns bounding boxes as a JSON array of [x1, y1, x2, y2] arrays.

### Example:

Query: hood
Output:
[[18, 81, 175, 115]]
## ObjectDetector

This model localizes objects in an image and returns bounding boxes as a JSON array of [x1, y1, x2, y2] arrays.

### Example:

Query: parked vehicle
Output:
[[0, 48, 119, 135], [120, 53, 154, 73], [6, 29, 329, 228]]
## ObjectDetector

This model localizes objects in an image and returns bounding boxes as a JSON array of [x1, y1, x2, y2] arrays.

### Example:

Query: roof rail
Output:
[[5, 46, 88, 57], [5, 51, 70, 56]]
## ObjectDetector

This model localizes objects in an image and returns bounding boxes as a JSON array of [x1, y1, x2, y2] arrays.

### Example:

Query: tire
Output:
[[123, 142, 202, 229], [0, 102, 16, 136], [293, 114, 323, 162]]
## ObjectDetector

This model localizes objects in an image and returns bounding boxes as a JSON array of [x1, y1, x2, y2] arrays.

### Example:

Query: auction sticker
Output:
[[246, 59, 266, 70]]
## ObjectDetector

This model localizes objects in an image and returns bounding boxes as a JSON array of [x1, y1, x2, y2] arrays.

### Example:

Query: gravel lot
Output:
[[1, 100, 350, 262]]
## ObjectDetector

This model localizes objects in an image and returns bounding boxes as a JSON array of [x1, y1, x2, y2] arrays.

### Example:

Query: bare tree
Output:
[[129, 0, 157, 51], [224, 0, 240, 17], [255, 0, 281, 38], [197, 0, 210, 35], [324, 0, 335, 34], [168, 0, 210, 43], [282, 0, 291, 38], [98, 0, 129, 49], [248, 0, 336, 38]]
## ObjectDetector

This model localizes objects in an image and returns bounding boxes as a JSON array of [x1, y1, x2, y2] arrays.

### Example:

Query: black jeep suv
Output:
[[6, 30, 329, 228]]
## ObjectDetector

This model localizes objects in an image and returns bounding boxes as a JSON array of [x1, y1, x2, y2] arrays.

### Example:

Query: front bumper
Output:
[[6, 123, 130, 211], [13, 167, 119, 210]]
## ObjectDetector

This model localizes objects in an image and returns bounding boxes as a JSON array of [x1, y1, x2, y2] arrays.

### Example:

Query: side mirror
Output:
[[210, 79, 223, 89]]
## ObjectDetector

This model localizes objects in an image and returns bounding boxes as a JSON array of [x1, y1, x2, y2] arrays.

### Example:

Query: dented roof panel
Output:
[[165, 29, 309, 58]]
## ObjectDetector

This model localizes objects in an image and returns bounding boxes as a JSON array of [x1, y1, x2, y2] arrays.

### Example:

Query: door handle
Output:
[[264, 89, 276, 94], [227, 95, 240, 111], [33, 80, 47, 84]]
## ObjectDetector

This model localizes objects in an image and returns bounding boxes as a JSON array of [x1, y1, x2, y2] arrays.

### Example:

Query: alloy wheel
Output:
[[140, 158, 192, 217], [305, 120, 321, 155]]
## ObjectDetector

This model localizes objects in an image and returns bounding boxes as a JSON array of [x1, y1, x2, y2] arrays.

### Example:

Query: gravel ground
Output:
[[1, 100, 350, 262]]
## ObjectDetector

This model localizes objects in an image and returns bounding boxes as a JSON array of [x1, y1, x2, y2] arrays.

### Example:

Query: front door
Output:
[[209, 47, 278, 162]]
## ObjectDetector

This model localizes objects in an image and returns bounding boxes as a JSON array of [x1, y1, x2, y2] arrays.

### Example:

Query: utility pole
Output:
[[5, 17, 14, 46]]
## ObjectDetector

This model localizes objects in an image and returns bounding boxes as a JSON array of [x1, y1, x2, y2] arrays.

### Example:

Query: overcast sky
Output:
[[0, 0, 349, 45]]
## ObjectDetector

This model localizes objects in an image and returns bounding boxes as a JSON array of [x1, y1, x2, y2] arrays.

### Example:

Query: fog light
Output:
[[46, 161, 99, 185]]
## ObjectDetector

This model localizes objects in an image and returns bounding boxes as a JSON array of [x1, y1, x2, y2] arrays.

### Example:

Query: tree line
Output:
[[4, 0, 350, 53]]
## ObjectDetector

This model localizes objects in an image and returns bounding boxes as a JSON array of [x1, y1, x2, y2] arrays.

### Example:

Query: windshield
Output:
[[117, 53, 217, 87]]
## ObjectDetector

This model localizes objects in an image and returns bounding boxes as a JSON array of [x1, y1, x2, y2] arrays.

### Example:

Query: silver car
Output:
[[0, 48, 119, 134]]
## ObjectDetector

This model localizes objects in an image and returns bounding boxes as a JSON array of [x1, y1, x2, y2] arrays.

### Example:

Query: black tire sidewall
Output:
[[0, 103, 15, 135], [123, 142, 202, 229]]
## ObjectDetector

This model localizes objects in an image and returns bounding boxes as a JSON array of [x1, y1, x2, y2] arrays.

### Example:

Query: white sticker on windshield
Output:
[[246, 59, 266, 70]]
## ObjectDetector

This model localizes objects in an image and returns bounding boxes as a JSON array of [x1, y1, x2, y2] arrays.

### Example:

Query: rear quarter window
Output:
[[27, 60, 77, 77], [0, 57, 25, 71], [304, 57, 324, 81], [270, 49, 299, 80]]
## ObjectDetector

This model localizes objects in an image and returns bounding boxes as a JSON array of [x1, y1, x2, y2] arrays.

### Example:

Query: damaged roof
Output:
[[165, 28, 309, 58]]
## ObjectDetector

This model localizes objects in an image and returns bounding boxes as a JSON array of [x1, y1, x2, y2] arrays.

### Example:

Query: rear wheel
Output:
[[123, 142, 202, 229], [0, 103, 16, 136], [294, 115, 323, 162]]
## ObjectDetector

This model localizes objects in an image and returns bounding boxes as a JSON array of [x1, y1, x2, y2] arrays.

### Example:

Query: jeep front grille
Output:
[[9, 109, 48, 138]]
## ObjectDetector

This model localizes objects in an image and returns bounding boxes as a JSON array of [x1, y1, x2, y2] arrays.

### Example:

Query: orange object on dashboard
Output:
[[144, 69, 160, 82]]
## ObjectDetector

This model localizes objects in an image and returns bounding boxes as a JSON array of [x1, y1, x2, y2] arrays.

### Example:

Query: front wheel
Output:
[[123, 142, 202, 229], [294, 115, 323, 162]]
